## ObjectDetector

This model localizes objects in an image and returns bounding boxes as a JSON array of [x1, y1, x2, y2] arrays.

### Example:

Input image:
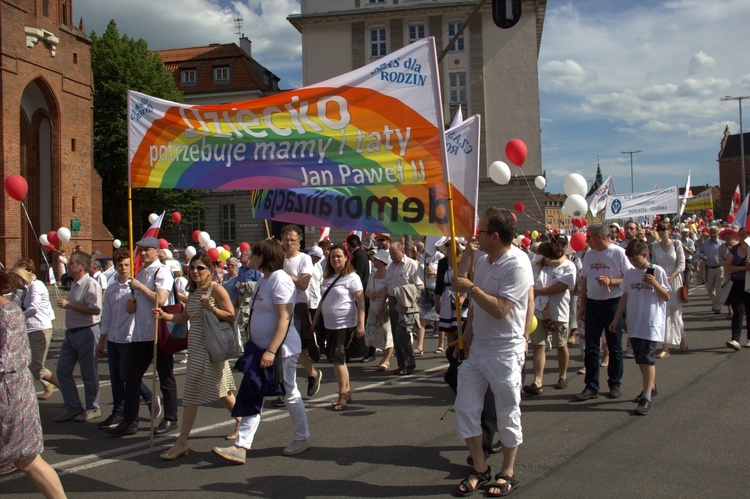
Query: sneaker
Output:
[[147, 396, 162, 421], [634, 398, 652, 415], [282, 439, 311, 456], [553, 378, 568, 389], [726, 340, 741, 351], [624, 347, 635, 359], [632, 386, 658, 403], [744, 340, 750, 348], [74, 409, 102, 422], [212, 446, 246, 464], [54, 407, 85, 422], [574, 387, 599, 401], [98, 414, 124, 430], [307, 370, 322, 398], [607, 386, 621, 399]]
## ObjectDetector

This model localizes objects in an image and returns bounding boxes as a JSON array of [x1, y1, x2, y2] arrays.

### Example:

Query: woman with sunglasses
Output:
[[312, 244, 365, 411], [153, 252, 239, 460], [212, 239, 311, 463], [651, 222, 687, 357]]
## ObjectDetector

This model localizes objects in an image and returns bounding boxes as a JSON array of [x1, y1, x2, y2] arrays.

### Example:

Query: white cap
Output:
[[373, 249, 390, 264], [309, 246, 323, 258]]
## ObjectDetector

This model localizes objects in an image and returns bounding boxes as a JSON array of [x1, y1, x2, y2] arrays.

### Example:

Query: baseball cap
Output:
[[609, 223, 621, 230], [135, 236, 159, 249], [553, 234, 569, 245], [308, 246, 323, 258]]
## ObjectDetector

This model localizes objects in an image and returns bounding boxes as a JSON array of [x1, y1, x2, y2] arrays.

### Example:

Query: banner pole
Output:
[[445, 181, 464, 350], [149, 292, 158, 450], [264, 220, 271, 239]]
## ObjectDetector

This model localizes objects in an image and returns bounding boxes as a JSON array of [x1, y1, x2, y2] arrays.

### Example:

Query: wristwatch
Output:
[[467, 285, 476, 297]]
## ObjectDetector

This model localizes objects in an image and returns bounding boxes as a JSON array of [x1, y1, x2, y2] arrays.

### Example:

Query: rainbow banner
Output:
[[128, 38, 446, 190], [250, 115, 481, 236]]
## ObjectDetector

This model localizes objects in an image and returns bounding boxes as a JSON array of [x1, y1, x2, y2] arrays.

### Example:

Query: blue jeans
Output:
[[584, 298, 623, 392], [56, 326, 100, 412], [107, 341, 152, 415]]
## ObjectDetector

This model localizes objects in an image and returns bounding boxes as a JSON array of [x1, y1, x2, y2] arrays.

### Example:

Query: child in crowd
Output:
[[533, 242, 558, 332], [609, 239, 670, 416]]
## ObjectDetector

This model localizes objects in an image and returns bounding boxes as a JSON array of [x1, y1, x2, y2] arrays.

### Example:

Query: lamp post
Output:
[[720, 95, 750, 199], [620, 150, 642, 193]]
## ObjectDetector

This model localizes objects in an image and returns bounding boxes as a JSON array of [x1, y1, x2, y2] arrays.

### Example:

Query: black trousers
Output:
[[123, 341, 178, 423]]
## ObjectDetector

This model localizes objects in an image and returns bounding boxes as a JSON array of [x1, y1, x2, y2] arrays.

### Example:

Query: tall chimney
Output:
[[240, 36, 251, 58]]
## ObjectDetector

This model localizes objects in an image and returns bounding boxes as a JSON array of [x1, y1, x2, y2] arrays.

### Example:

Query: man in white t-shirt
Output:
[[451, 207, 533, 497], [307, 246, 324, 352], [281, 225, 323, 399], [575, 223, 633, 401]]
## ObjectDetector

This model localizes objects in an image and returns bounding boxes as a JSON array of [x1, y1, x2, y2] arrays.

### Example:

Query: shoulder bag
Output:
[[203, 283, 244, 363], [674, 240, 689, 304], [157, 270, 188, 356]]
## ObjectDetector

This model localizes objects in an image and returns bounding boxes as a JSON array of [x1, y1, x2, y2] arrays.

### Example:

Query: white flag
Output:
[[587, 176, 615, 217], [678, 170, 691, 217]]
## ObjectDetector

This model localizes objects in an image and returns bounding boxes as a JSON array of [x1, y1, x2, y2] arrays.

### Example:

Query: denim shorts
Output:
[[630, 338, 657, 366]]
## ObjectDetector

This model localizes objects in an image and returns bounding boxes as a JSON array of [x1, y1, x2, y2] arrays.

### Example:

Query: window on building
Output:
[[221, 204, 236, 242], [370, 27, 387, 58], [214, 67, 230, 82], [368, 0, 385, 3], [42, 0, 49, 16], [449, 71, 467, 104], [447, 22, 465, 52], [181, 70, 196, 84], [408, 23, 425, 45], [191, 209, 205, 232]]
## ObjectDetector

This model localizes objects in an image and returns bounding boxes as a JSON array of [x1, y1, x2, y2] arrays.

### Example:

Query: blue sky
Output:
[[74, 0, 750, 196]]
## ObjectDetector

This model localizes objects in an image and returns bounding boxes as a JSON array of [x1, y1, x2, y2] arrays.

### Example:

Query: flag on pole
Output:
[[134, 211, 164, 275], [678, 170, 691, 217], [587, 175, 615, 216], [449, 106, 464, 128], [318, 227, 330, 242], [734, 194, 750, 230], [729, 184, 741, 219]]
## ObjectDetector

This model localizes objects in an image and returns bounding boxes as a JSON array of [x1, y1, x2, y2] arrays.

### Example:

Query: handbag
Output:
[[157, 273, 188, 356], [203, 283, 244, 363], [717, 280, 733, 305], [678, 286, 689, 303]]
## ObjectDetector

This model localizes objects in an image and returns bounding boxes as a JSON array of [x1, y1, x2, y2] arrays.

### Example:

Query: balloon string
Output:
[[506, 183, 546, 229], [520, 174, 546, 224], [20, 202, 62, 301]]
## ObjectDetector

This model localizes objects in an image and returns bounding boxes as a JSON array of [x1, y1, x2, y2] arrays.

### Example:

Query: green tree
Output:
[[91, 20, 205, 240]]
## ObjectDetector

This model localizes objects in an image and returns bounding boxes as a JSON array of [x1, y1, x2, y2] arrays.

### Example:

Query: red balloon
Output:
[[43, 244, 54, 251], [514, 202, 525, 213], [524, 230, 531, 238], [158, 238, 169, 249], [505, 138, 528, 167], [706, 208, 713, 217], [572, 219, 582, 228], [47, 231, 60, 246], [703, 227, 709, 234], [619, 229, 625, 240], [172, 211, 182, 224], [221, 244, 229, 251], [192, 230, 201, 242], [511, 212, 517, 223], [521, 237, 531, 248], [582, 218, 589, 226], [707, 216, 714, 222], [553, 228, 559, 235], [654, 216, 661, 222], [728, 214, 735, 223], [207, 248, 220, 261], [570, 232, 587, 251], [239, 242, 251, 252], [4, 174, 28, 201]]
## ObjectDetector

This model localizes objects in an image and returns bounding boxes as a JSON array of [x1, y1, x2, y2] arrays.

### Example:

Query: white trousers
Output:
[[455, 351, 524, 448], [235, 353, 310, 449]]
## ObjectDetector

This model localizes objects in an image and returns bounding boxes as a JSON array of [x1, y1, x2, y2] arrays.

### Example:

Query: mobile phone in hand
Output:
[[645, 267, 655, 276]]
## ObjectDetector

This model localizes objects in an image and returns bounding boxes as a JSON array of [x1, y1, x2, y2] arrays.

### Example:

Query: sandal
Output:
[[435, 346, 445, 354], [656, 350, 670, 358], [680, 341, 688, 352], [456, 466, 492, 497], [487, 473, 519, 497], [378, 361, 390, 371], [332, 392, 351, 411], [413, 348, 424, 357]]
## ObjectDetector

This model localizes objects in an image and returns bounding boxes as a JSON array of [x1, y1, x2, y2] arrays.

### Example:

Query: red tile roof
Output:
[[156, 43, 279, 96]]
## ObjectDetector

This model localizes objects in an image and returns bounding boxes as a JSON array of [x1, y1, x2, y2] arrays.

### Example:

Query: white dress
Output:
[[652, 240, 686, 346]]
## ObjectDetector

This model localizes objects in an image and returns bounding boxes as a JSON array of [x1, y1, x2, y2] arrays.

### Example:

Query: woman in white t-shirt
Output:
[[312, 245, 365, 411], [212, 239, 311, 464]]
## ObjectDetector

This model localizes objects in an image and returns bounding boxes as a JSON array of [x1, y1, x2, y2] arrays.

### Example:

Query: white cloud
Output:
[[687, 51, 717, 75], [539, 59, 596, 91]]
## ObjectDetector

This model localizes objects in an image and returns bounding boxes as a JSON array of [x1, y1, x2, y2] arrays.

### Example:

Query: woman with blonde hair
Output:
[[651, 222, 686, 357], [9, 267, 60, 400], [153, 252, 239, 460]]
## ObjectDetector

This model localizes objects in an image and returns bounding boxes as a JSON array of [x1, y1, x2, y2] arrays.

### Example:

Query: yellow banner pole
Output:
[[445, 181, 464, 350]]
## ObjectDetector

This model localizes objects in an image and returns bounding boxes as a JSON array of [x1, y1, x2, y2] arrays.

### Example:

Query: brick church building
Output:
[[1, 0, 110, 275]]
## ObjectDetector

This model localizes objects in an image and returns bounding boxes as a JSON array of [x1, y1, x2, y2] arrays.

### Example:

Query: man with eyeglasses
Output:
[[575, 223, 632, 401], [108, 237, 177, 436], [696, 226, 724, 313], [281, 225, 323, 398], [54, 251, 103, 422]]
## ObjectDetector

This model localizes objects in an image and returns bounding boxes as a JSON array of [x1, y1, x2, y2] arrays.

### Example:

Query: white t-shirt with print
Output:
[[284, 252, 314, 304], [249, 270, 301, 357], [582, 244, 632, 300], [620, 265, 670, 341], [535, 259, 576, 322], [320, 273, 363, 329]]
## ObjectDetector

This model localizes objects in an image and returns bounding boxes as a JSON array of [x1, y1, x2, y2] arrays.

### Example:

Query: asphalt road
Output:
[[2, 283, 748, 498]]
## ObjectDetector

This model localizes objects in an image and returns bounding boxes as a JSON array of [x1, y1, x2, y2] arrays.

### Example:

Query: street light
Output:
[[620, 150, 642, 193], [720, 95, 750, 199]]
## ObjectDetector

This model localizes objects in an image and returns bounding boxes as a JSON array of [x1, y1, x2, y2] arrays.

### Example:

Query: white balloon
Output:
[[57, 227, 71, 243], [564, 173, 588, 197], [40, 234, 49, 246], [198, 231, 211, 247], [488, 161, 511, 185], [185, 246, 197, 259], [113, 239, 122, 248], [516, 234, 525, 246], [208, 240, 217, 249], [534, 176, 546, 190], [148, 213, 159, 224], [564, 194, 588, 219]]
